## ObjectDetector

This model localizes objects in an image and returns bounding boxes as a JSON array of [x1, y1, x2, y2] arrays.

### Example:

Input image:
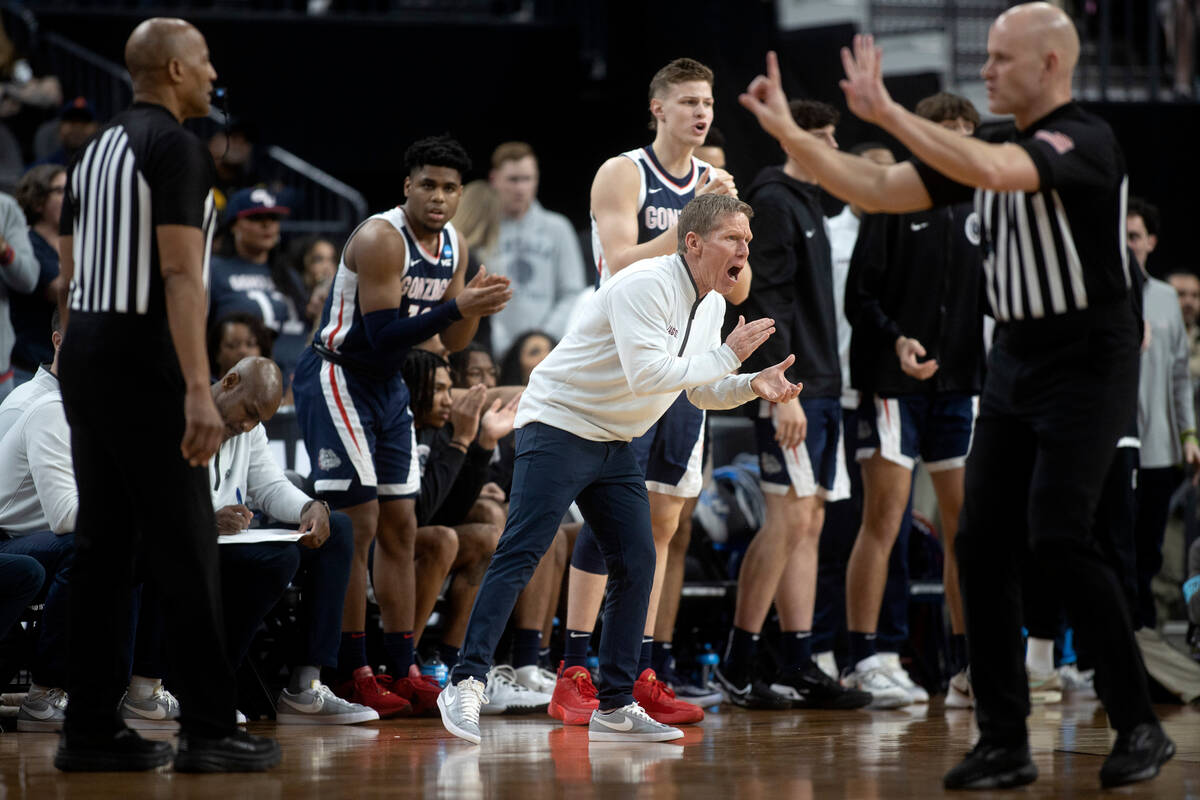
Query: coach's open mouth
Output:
[[727, 265, 742, 280]]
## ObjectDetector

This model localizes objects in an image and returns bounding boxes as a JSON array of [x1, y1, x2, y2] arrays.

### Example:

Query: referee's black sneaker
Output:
[[943, 740, 1037, 790], [712, 664, 791, 710], [54, 728, 174, 772], [174, 729, 282, 773], [1099, 722, 1175, 788], [770, 662, 872, 710]]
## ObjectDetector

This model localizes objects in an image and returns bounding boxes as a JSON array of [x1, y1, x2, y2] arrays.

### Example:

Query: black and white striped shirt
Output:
[[61, 102, 217, 322], [916, 102, 1129, 324]]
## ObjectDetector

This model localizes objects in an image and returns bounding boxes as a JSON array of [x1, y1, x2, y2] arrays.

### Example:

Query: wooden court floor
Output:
[[1, 696, 1198, 798]]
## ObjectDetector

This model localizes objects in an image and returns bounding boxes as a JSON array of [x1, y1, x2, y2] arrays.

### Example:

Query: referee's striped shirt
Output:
[[62, 102, 217, 322], [915, 102, 1130, 324]]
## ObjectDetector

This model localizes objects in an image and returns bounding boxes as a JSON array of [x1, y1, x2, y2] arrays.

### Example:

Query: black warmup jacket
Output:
[[845, 201, 985, 397], [739, 166, 841, 397]]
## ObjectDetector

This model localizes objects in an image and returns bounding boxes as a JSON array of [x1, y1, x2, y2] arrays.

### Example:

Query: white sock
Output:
[[1026, 637, 1055, 675], [127, 675, 162, 700]]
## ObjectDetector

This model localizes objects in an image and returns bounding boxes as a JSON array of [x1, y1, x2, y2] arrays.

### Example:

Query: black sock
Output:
[[564, 629, 591, 670], [848, 631, 877, 669], [951, 633, 968, 673], [637, 636, 654, 675], [383, 631, 414, 675], [436, 642, 460, 668], [513, 628, 542, 669], [338, 632, 368, 676], [724, 627, 759, 683], [652, 641, 673, 674], [781, 630, 813, 672]]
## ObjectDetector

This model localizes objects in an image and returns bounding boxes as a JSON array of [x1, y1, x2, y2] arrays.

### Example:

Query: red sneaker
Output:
[[634, 668, 704, 724], [375, 665, 441, 716], [549, 663, 599, 725], [334, 666, 412, 719]]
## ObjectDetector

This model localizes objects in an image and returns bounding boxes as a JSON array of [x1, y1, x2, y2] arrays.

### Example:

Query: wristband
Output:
[[1183, 430, 1198, 446], [1184, 574, 1200, 606]]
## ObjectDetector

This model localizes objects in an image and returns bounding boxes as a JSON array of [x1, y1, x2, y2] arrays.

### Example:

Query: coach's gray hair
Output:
[[676, 194, 754, 256]]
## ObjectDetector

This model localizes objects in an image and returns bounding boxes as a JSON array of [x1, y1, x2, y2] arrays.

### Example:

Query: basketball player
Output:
[[551, 57, 745, 726], [740, 2, 1173, 788], [292, 135, 511, 717]]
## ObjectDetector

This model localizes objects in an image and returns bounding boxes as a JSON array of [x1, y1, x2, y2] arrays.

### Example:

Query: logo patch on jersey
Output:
[[1034, 130, 1075, 155], [761, 453, 784, 476], [644, 206, 681, 232], [318, 448, 343, 471], [667, 324, 678, 337], [965, 212, 982, 246], [909, 221, 930, 232]]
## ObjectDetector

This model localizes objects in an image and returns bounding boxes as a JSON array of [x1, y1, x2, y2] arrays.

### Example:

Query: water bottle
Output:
[[586, 655, 600, 682], [421, 655, 448, 687], [698, 644, 720, 687]]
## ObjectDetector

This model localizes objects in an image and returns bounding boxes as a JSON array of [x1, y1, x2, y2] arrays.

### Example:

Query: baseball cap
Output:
[[225, 187, 291, 223], [60, 96, 96, 123]]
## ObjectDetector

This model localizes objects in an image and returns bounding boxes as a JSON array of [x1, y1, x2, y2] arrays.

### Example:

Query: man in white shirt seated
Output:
[[0, 310, 76, 731]]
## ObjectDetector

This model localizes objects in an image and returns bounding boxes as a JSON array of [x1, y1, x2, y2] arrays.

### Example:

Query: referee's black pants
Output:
[[956, 303, 1156, 746], [59, 316, 237, 740]]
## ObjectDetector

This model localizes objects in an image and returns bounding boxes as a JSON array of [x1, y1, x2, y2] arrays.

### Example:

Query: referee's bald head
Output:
[[125, 18, 217, 120], [126, 18, 197, 80]]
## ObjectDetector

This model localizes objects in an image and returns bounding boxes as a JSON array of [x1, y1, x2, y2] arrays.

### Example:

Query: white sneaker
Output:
[[588, 702, 683, 742], [945, 669, 974, 708], [236, 709, 248, 725], [843, 655, 912, 709], [438, 677, 488, 745], [1027, 667, 1063, 705], [879, 653, 929, 703], [277, 680, 380, 725], [120, 684, 181, 730], [482, 665, 552, 715], [814, 651, 838, 681], [1058, 664, 1096, 697], [514, 664, 558, 695], [17, 685, 67, 732]]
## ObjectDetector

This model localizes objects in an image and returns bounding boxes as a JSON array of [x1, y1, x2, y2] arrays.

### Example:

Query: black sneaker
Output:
[[54, 728, 174, 772], [1099, 722, 1175, 788], [770, 662, 872, 710], [943, 740, 1037, 790], [174, 729, 282, 773], [712, 664, 791, 710]]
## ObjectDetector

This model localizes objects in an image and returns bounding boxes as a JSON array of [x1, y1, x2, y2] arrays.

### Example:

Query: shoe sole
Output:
[[549, 700, 596, 725], [770, 684, 873, 711], [173, 749, 283, 773], [276, 710, 380, 725], [122, 718, 181, 731], [55, 749, 173, 772], [946, 762, 1038, 790], [502, 702, 550, 715], [18, 719, 64, 733], [1100, 740, 1176, 788], [944, 692, 974, 709], [437, 691, 481, 745], [588, 729, 684, 743], [860, 691, 912, 710]]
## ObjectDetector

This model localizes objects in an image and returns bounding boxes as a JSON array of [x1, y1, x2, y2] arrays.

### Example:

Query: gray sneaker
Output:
[[121, 685, 181, 730], [438, 677, 488, 745], [17, 686, 68, 732], [588, 702, 684, 743], [277, 681, 380, 725]]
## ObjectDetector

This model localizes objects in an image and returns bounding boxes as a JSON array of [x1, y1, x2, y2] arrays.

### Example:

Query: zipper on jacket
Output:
[[676, 255, 702, 356]]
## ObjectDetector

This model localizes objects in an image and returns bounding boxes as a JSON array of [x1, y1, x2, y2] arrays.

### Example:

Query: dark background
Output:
[[27, 1, 1200, 276]]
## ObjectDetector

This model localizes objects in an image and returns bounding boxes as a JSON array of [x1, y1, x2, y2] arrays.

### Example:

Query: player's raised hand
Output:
[[456, 265, 513, 318], [839, 34, 897, 126], [725, 315, 775, 362], [696, 167, 738, 198], [895, 336, 939, 380], [738, 51, 800, 142], [751, 354, 804, 404]]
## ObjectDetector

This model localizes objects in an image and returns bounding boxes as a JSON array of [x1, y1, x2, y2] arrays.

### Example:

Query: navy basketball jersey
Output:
[[590, 145, 711, 284], [314, 206, 460, 376]]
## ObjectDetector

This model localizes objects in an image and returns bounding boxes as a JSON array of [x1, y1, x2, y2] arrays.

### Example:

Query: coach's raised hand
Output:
[[455, 265, 513, 318], [839, 34, 899, 126], [750, 354, 804, 404], [725, 315, 775, 362], [738, 51, 800, 143]]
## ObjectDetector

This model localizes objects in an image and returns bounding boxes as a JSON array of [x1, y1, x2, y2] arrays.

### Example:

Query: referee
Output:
[[54, 18, 279, 773], [740, 2, 1171, 792]]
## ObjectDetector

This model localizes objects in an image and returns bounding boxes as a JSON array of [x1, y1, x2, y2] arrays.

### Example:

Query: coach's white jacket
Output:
[[515, 253, 758, 442]]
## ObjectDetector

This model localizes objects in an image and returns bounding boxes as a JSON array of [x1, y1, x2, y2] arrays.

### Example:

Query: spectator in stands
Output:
[[453, 180, 501, 353], [1166, 268, 1200, 382], [209, 187, 309, 386], [498, 329, 555, 387], [208, 120, 262, 215], [288, 234, 338, 294], [0, 310, 74, 731], [37, 97, 98, 167], [10, 164, 65, 385], [208, 311, 272, 380], [1128, 197, 1199, 631], [0, 189, 36, 402], [488, 142, 587, 354], [0, 22, 62, 165]]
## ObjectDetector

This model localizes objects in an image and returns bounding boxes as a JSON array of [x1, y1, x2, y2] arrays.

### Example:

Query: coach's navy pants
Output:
[[453, 422, 655, 708]]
